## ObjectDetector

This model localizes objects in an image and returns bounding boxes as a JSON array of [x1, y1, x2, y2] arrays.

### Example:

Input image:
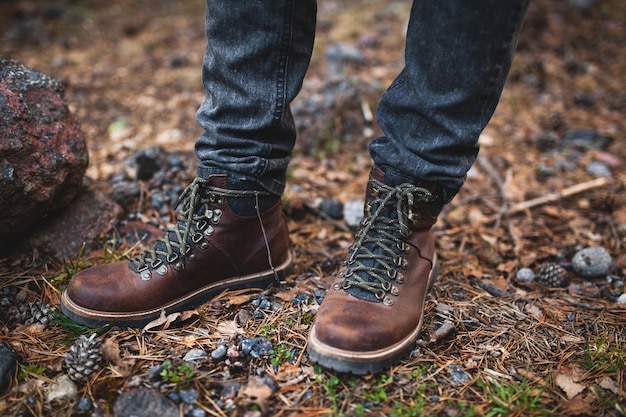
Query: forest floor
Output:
[[1, 0, 625, 416]]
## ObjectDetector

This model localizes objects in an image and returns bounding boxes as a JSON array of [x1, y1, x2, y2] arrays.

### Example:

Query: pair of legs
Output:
[[61, 0, 528, 374]]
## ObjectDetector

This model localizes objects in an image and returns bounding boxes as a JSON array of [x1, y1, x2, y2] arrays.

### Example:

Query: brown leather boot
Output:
[[308, 166, 439, 374], [61, 174, 291, 328]]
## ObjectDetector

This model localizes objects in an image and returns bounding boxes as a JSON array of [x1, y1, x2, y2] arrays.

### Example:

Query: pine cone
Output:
[[65, 334, 103, 382], [537, 262, 568, 287], [7, 302, 54, 326]]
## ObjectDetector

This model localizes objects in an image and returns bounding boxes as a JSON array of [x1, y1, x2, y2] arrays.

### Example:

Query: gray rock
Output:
[[114, 388, 178, 417], [586, 161, 611, 177], [0, 58, 88, 253], [572, 246, 612, 278], [183, 349, 207, 362], [343, 198, 365, 228], [0, 343, 17, 394], [516, 268, 536, 282]]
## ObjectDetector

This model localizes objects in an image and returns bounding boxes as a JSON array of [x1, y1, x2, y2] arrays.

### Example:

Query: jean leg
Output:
[[371, 0, 529, 203], [195, 0, 316, 195]]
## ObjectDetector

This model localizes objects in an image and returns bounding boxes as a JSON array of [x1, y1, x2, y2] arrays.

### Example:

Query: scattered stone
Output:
[[326, 43, 364, 80], [187, 408, 207, 417], [183, 349, 207, 363], [211, 345, 227, 361], [516, 268, 536, 282], [586, 161, 611, 177], [616, 294, 626, 304], [76, 397, 93, 412], [221, 382, 241, 399], [0, 58, 89, 253], [343, 198, 365, 228], [319, 199, 344, 220], [240, 337, 273, 359], [113, 388, 179, 417], [448, 364, 472, 385], [133, 146, 168, 181], [572, 246, 612, 278], [561, 129, 612, 151], [0, 343, 18, 393], [46, 375, 78, 403], [179, 388, 199, 405]]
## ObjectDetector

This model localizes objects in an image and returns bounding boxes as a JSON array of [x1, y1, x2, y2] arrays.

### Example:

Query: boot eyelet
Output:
[[188, 253, 196, 262], [333, 283, 342, 291], [200, 241, 209, 249], [192, 233, 203, 243], [173, 261, 183, 271], [156, 265, 168, 276], [383, 296, 394, 306], [204, 225, 215, 236], [167, 253, 178, 263], [391, 286, 399, 296], [387, 269, 397, 279], [140, 270, 152, 281], [150, 259, 163, 269], [371, 187, 380, 197], [204, 209, 214, 219], [375, 290, 386, 300], [396, 273, 404, 284]]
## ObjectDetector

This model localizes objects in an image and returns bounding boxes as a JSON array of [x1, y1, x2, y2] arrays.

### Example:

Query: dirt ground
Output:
[[1, 0, 625, 416]]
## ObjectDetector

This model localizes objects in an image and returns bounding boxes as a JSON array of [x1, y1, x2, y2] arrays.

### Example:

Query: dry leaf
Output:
[[236, 377, 273, 416], [229, 294, 253, 306], [597, 377, 620, 394], [555, 371, 586, 400], [524, 304, 544, 321], [142, 310, 179, 331], [216, 320, 245, 337], [560, 395, 593, 416], [102, 338, 135, 377]]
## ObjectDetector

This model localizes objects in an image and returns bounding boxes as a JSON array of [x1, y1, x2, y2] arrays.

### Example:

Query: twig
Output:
[[506, 177, 609, 215]]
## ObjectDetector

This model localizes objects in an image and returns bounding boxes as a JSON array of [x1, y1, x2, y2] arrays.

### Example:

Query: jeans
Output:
[[195, 0, 529, 203]]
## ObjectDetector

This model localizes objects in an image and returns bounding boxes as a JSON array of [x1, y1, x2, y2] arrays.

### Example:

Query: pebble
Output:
[[0, 343, 17, 393], [319, 200, 344, 220], [220, 382, 240, 399], [183, 349, 207, 362], [561, 129, 612, 150], [447, 364, 472, 385], [515, 267, 536, 282], [113, 388, 178, 417], [186, 408, 206, 417], [343, 199, 365, 228], [211, 345, 227, 360], [76, 397, 92, 411], [617, 294, 626, 304], [179, 388, 199, 405], [586, 161, 611, 177], [572, 246, 612, 278], [240, 337, 273, 359]]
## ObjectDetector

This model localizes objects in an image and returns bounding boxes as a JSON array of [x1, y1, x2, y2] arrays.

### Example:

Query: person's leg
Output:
[[195, 0, 316, 197], [308, 0, 529, 374], [60, 0, 316, 328]]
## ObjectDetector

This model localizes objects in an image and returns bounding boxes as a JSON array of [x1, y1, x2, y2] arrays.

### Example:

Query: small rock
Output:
[[0, 343, 18, 393], [616, 294, 626, 304], [113, 388, 179, 417], [240, 337, 273, 359], [179, 388, 199, 405], [447, 364, 472, 385], [187, 408, 206, 417], [572, 246, 612, 278], [568, 283, 582, 295], [76, 397, 93, 411], [183, 349, 208, 362], [586, 161, 611, 177], [133, 146, 167, 181], [343, 199, 364, 228], [319, 200, 344, 220], [516, 268, 536, 282], [561, 129, 612, 151], [211, 345, 227, 361]]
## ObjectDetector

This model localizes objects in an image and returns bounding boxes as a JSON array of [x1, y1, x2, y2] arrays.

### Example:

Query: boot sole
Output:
[[60, 252, 293, 328], [307, 255, 438, 375]]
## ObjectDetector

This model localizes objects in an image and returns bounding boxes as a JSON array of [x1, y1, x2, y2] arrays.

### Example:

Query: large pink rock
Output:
[[0, 58, 89, 253]]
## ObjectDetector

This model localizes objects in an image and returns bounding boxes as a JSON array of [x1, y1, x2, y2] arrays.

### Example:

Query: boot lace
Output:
[[335, 178, 435, 305], [129, 177, 269, 281]]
